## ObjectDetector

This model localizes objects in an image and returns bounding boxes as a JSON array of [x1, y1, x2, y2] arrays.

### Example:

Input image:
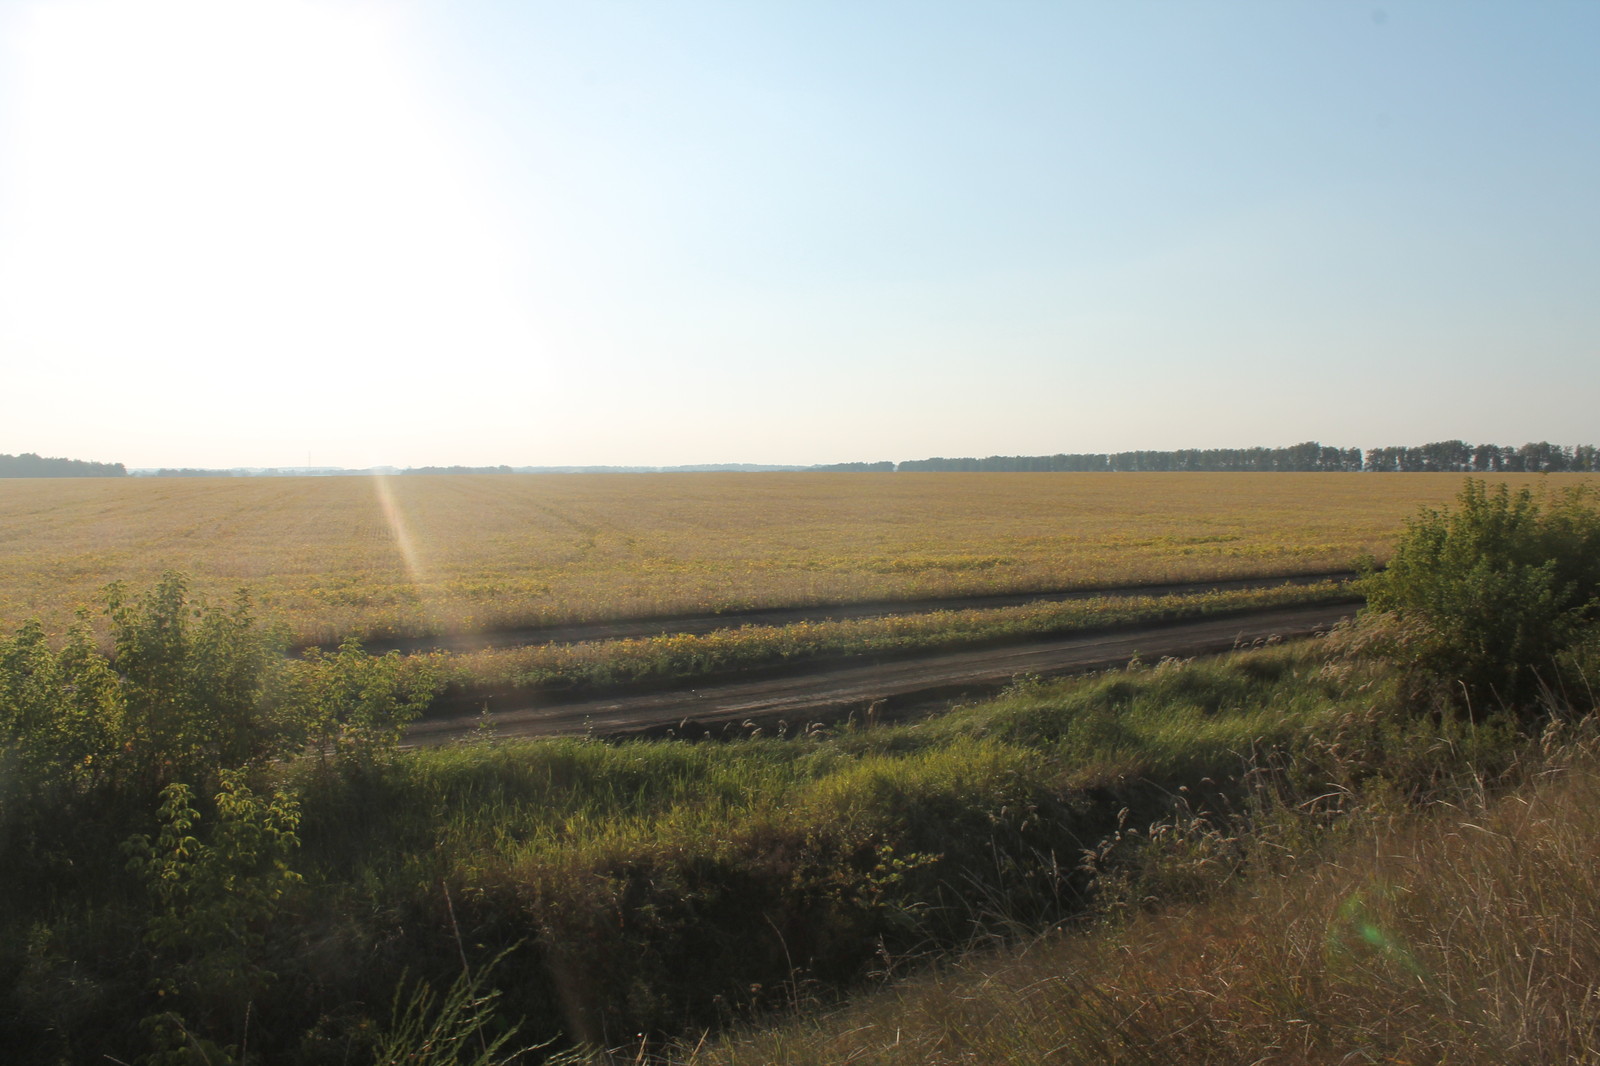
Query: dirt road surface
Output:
[[405, 602, 1354, 745]]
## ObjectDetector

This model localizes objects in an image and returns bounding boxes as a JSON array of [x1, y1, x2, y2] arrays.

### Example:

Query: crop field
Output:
[[1, 471, 1594, 644]]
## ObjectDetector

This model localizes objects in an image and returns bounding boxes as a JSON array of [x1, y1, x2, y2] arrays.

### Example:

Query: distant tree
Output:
[[1282, 441, 1321, 471], [1518, 441, 1571, 473], [1417, 440, 1472, 472], [0, 452, 126, 477], [1471, 443, 1503, 472]]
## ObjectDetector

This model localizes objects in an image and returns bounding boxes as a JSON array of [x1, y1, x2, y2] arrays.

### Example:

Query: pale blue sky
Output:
[[1, 0, 1596, 469]]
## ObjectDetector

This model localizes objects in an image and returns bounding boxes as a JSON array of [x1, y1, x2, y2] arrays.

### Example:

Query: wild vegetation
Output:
[[1357, 479, 1600, 712], [673, 714, 1600, 1066], [0, 578, 1389, 1064], [2, 478, 1598, 1063]]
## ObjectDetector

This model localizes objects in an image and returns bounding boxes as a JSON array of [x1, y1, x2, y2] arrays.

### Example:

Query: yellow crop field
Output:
[[1, 472, 1593, 643]]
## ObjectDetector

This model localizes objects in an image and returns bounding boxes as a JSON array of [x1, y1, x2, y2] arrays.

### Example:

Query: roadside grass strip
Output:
[[434, 579, 1352, 697]]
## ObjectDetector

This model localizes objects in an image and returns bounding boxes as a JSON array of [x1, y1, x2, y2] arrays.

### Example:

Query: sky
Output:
[[1, 0, 1597, 470]]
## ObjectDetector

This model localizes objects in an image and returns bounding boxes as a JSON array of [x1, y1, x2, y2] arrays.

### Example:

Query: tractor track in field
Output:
[[364, 570, 1357, 655], [403, 595, 1359, 747]]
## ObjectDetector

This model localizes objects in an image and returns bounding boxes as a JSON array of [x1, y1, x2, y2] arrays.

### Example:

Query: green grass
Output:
[[281, 641, 1403, 1055], [0, 625, 1543, 1064], [433, 578, 1352, 700], [669, 719, 1600, 1066]]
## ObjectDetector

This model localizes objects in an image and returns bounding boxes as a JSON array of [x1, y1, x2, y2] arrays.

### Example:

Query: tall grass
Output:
[[1, 630, 1553, 1063], [668, 717, 1600, 1065], [278, 643, 1396, 1058]]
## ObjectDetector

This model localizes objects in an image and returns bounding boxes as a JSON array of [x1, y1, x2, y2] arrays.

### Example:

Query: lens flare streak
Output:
[[372, 473, 426, 589]]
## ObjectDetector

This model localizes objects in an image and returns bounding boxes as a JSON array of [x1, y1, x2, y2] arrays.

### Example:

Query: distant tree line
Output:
[[0, 452, 126, 478], [15, 442, 1597, 480], [398, 462, 897, 474], [899, 442, 1362, 472], [897, 441, 1600, 473], [810, 461, 897, 472], [1362, 440, 1599, 473]]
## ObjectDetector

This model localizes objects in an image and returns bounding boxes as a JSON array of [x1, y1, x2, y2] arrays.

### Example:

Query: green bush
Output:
[[0, 573, 441, 808], [0, 576, 442, 1063], [1360, 479, 1600, 711], [108, 574, 293, 789]]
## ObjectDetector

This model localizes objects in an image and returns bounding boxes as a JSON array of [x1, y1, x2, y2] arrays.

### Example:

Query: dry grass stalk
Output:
[[675, 734, 1600, 1065]]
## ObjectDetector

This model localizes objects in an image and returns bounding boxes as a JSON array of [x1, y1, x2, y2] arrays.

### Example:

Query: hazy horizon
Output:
[[3, 1, 1597, 471]]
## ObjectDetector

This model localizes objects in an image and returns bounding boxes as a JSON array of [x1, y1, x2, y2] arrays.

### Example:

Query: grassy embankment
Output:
[[675, 713, 1600, 1066], [5, 619, 1566, 1064]]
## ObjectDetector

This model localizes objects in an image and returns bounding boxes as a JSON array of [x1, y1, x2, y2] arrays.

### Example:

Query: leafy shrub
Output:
[[1359, 479, 1600, 711], [0, 575, 442, 1062], [107, 574, 293, 788], [284, 638, 440, 776], [123, 771, 304, 1062], [0, 617, 124, 812], [0, 573, 441, 810]]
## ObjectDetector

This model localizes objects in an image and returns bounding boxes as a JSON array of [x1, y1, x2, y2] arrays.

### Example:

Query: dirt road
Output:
[[404, 601, 1354, 745]]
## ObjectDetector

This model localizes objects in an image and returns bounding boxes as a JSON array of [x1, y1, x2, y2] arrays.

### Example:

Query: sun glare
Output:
[[370, 471, 437, 628], [0, 0, 535, 454], [370, 471, 423, 578]]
